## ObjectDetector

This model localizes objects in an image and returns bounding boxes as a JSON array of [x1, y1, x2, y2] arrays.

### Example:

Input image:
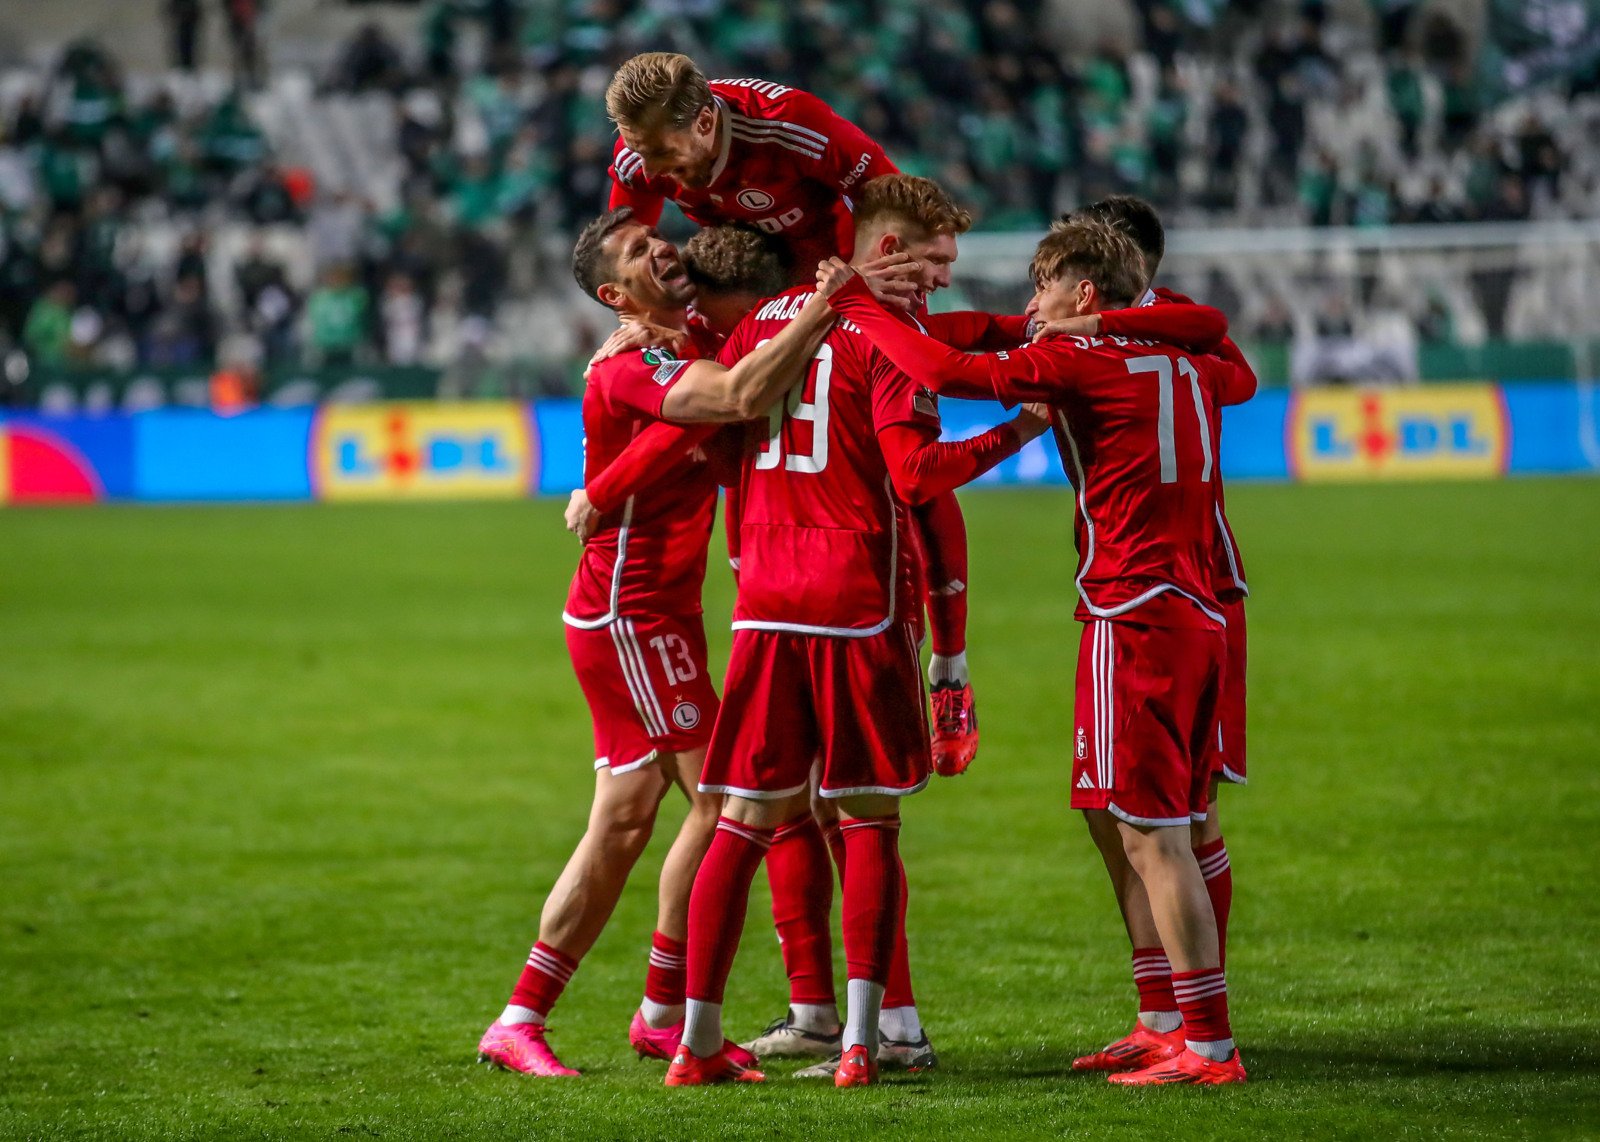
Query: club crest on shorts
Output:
[[737, 188, 775, 211], [672, 701, 701, 730], [1075, 726, 1087, 761]]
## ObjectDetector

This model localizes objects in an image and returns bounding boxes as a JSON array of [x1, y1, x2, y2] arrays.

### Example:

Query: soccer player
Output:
[[604, 50, 982, 774], [476, 207, 845, 1077], [1062, 196, 1256, 1076], [645, 182, 1054, 1089], [570, 181, 1042, 1073], [824, 218, 1251, 1084]]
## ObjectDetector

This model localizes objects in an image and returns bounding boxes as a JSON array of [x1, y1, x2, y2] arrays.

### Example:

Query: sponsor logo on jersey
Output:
[[672, 701, 701, 730], [1075, 726, 1087, 762], [641, 347, 676, 366], [1288, 383, 1509, 482], [311, 402, 535, 501], [839, 151, 875, 190], [642, 347, 688, 385], [737, 188, 776, 211], [1076, 772, 1095, 789]]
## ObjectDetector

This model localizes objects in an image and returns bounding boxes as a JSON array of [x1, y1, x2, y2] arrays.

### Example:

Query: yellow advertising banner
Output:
[[1287, 384, 1509, 482], [310, 402, 536, 501]]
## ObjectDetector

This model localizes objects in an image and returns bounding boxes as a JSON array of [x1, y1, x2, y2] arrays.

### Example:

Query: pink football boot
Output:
[[477, 1020, 580, 1077]]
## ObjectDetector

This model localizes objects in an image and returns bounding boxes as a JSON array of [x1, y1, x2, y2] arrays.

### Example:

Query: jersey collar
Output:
[[707, 97, 733, 187]]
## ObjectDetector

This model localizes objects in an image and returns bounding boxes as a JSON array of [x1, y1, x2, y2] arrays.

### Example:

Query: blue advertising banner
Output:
[[2, 382, 1596, 505]]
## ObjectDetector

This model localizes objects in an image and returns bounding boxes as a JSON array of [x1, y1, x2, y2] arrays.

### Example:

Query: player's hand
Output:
[[565, 489, 600, 542], [1031, 314, 1100, 342], [586, 319, 688, 377], [854, 252, 920, 313], [1012, 402, 1053, 442], [814, 256, 858, 299]]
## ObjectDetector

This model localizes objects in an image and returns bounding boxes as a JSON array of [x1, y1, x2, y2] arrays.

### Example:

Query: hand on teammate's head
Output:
[[846, 252, 921, 313], [1031, 314, 1101, 342], [814, 256, 857, 299]]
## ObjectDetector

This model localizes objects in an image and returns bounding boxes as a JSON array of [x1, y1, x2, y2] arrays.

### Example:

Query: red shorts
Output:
[[700, 624, 931, 800], [1070, 619, 1225, 826], [1210, 598, 1248, 785], [564, 614, 719, 774]]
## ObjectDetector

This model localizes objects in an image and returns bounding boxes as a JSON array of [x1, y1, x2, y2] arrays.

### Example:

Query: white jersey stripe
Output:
[[730, 112, 829, 146], [729, 127, 824, 160], [729, 118, 828, 149], [562, 496, 634, 629]]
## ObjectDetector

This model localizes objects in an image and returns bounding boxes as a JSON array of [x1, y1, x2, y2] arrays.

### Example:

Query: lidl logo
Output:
[[310, 402, 536, 500], [1288, 384, 1509, 482]]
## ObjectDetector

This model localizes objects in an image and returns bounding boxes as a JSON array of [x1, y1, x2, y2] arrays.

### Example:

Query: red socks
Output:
[[839, 816, 903, 985], [767, 817, 836, 1006], [1172, 968, 1232, 1046], [1131, 946, 1177, 1014], [912, 492, 969, 656], [685, 817, 774, 1004], [883, 853, 916, 1009], [510, 941, 577, 1017], [644, 931, 687, 1008], [1194, 839, 1232, 967]]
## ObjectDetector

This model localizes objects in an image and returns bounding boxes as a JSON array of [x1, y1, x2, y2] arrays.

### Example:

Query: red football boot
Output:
[[1072, 1021, 1186, 1072], [663, 1044, 766, 1086], [833, 1044, 878, 1087], [1108, 1046, 1247, 1086], [930, 681, 979, 776]]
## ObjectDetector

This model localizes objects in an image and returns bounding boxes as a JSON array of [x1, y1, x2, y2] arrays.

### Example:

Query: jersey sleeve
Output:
[[601, 351, 693, 420], [869, 350, 943, 435], [607, 140, 666, 226], [834, 278, 1115, 403], [922, 310, 1031, 351], [877, 421, 1024, 505], [586, 418, 719, 513], [1099, 304, 1227, 353]]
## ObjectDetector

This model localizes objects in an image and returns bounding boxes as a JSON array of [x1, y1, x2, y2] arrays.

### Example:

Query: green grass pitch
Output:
[[3, 480, 1599, 1140]]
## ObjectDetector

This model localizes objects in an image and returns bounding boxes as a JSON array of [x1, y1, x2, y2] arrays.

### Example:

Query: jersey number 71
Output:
[[1126, 354, 1213, 484]]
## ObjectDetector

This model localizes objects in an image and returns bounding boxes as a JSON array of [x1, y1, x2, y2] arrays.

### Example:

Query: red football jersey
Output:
[[717, 286, 938, 635], [1145, 287, 1251, 602], [834, 286, 1229, 629], [609, 78, 898, 278], [563, 325, 725, 627]]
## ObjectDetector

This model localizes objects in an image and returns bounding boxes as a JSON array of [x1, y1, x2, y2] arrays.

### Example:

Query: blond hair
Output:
[[605, 52, 713, 132], [1030, 219, 1147, 308], [854, 174, 973, 241]]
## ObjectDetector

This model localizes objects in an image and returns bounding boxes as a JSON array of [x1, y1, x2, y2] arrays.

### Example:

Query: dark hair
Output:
[[1030, 219, 1146, 309], [683, 225, 788, 298], [1068, 195, 1165, 277], [571, 207, 635, 305]]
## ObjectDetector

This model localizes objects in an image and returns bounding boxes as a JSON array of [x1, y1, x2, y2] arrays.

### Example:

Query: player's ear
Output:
[[878, 233, 900, 258], [596, 282, 626, 310], [1075, 279, 1098, 317], [694, 102, 716, 139]]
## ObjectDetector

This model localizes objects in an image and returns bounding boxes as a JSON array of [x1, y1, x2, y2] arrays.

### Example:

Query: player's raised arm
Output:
[[922, 310, 1032, 351]]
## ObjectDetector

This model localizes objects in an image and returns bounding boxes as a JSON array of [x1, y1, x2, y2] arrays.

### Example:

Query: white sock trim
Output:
[[843, 978, 885, 1055], [1139, 1009, 1182, 1033], [928, 650, 969, 686], [640, 998, 683, 1029], [790, 1003, 840, 1035], [683, 999, 723, 1058], [500, 1004, 545, 1025], [880, 1005, 922, 1043], [1187, 1036, 1236, 1061]]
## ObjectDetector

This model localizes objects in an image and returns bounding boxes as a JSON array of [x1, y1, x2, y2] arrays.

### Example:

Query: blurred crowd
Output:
[[1, 0, 1598, 383]]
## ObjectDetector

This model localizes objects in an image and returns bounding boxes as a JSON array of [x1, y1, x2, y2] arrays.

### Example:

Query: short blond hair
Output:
[[854, 174, 973, 241], [605, 52, 713, 132], [1030, 219, 1147, 308]]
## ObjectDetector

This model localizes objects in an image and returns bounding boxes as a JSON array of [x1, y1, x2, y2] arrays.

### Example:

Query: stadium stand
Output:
[[1, 0, 1598, 403]]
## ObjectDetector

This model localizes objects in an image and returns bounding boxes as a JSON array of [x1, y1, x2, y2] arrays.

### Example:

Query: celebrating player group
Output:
[[476, 50, 1256, 1089]]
